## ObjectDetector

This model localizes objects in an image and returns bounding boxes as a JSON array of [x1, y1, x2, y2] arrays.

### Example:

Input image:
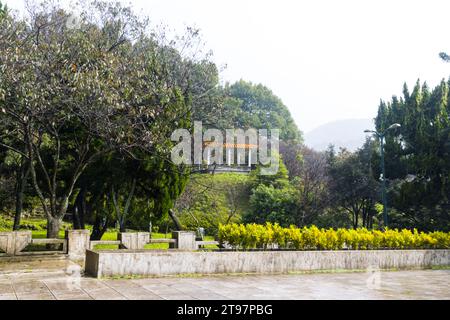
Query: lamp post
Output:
[[364, 123, 401, 228]]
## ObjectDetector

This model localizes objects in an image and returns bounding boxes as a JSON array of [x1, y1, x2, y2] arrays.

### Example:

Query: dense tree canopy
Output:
[[375, 79, 450, 231], [0, 0, 216, 237], [1, 0, 448, 239], [221, 80, 302, 143]]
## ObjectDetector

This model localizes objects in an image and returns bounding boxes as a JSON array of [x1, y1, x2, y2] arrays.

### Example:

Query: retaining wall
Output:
[[85, 249, 450, 278]]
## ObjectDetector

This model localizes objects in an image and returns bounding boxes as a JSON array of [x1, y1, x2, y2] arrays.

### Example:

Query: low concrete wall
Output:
[[85, 249, 450, 278], [0, 231, 32, 255]]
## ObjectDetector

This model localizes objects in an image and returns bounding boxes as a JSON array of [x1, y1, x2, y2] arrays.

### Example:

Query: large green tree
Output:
[[222, 80, 302, 142], [374, 79, 450, 231], [326, 143, 380, 229], [0, 1, 215, 237]]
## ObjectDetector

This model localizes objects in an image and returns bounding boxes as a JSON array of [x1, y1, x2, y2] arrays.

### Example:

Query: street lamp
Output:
[[364, 123, 401, 228]]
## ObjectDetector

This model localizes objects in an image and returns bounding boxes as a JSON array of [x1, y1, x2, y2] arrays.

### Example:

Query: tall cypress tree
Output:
[[375, 79, 450, 231]]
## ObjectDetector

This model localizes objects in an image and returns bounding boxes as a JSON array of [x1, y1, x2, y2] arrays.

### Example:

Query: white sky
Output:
[[5, 0, 450, 132]]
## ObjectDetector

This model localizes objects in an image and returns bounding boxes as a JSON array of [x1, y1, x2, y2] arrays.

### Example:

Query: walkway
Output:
[[0, 259, 448, 300]]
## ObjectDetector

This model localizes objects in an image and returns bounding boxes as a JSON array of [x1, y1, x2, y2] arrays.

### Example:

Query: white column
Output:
[[207, 148, 211, 165], [248, 149, 252, 167], [227, 149, 231, 166]]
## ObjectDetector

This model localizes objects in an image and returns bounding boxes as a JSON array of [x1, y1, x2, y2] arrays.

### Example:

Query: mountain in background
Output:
[[304, 119, 374, 152]]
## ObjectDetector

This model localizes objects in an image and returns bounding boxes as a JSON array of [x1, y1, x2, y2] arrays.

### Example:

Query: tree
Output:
[[439, 52, 450, 62], [292, 147, 329, 226], [0, 1, 214, 237], [1, 150, 30, 230], [244, 155, 298, 226], [222, 80, 302, 142], [249, 153, 290, 189], [0, 1, 7, 18], [174, 173, 251, 235], [246, 183, 297, 226], [326, 143, 379, 229], [374, 79, 450, 231]]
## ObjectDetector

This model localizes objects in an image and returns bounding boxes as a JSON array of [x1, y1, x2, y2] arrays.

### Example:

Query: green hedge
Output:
[[218, 223, 450, 250]]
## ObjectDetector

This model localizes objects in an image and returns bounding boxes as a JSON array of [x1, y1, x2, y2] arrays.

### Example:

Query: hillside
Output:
[[304, 119, 374, 151]]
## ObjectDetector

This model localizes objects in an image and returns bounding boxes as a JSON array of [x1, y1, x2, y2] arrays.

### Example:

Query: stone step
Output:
[[0, 255, 82, 280], [0, 254, 68, 265]]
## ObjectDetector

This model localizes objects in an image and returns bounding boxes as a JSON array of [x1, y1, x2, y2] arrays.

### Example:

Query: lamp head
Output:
[[387, 123, 401, 131]]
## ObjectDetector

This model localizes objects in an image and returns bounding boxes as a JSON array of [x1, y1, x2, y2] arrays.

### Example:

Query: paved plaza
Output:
[[0, 258, 448, 300]]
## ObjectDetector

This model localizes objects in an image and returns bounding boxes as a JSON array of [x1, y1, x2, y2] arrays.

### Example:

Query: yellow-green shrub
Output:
[[218, 223, 450, 250]]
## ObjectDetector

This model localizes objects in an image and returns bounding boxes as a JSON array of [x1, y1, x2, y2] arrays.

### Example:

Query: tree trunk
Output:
[[169, 209, 183, 231], [91, 216, 108, 241], [78, 188, 86, 229], [13, 191, 24, 231], [13, 160, 30, 231], [353, 210, 359, 229], [362, 210, 367, 228], [73, 206, 82, 230], [119, 219, 126, 233], [47, 216, 61, 239], [111, 179, 136, 234], [73, 188, 87, 229]]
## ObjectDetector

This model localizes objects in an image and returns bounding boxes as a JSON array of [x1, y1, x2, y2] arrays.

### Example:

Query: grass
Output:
[[91, 234, 218, 250], [93, 232, 173, 250], [30, 230, 66, 239]]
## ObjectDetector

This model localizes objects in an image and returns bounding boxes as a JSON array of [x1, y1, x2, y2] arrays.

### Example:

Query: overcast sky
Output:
[[5, 0, 450, 133]]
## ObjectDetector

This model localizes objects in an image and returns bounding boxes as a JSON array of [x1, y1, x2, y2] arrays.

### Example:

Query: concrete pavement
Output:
[[0, 259, 448, 300]]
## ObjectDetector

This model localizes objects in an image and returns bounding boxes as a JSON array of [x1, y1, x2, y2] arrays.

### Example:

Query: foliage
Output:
[[374, 79, 450, 231], [0, 0, 216, 237], [218, 223, 450, 250], [221, 80, 302, 142], [0, 1, 6, 18], [249, 153, 290, 189], [0, 216, 70, 232], [174, 173, 253, 235], [439, 52, 450, 62], [244, 155, 298, 226], [280, 143, 329, 225], [246, 184, 297, 226], [326, 142, 380, 229]]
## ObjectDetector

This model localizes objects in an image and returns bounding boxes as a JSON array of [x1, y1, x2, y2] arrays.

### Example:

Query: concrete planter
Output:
[[85, 249, 450, 278]]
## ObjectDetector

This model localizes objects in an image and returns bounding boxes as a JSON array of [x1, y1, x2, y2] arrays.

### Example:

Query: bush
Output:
[[218, 223, 450, 250], [0, 216, 71, 232], [174, 173, 253, 236]]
